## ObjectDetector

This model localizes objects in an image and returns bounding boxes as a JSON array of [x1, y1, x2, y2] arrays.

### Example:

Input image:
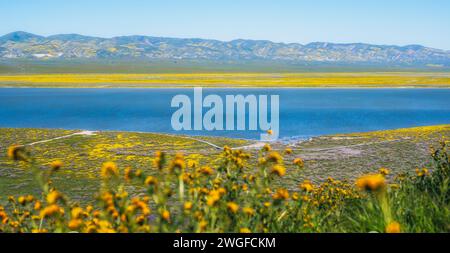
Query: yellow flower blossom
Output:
[[356, 174, 386, 192], [272, 188, 290, 200], [415, 168, 429, 177], [267, 152, 283, 164], [50, 160, 64, 171], [68, 219, 82, 230], [293, 158, 304, 168], [101, 162, 119, 179], [242, 207, 255, 216], [124, 167, 133, 181], [262, 144, 271, 152], [199, 166, 214, 176], [71, 207, 84, 219], [162, 210, 170, 222], [206, 190, 221, 206], [7, 145, 28, 161], [299, 180, 314, 192], [270, 165, 286, 177], [226, 202, 239, 213], [153, 151, 165, 170], [184, 202, 193, 211], [240, 228, 251, 233], [34, 201, 42, 211], [46, 191, 62, 205], [385, 221, 401, 233], [40, 204, 62, 218], [284, 148, 293, 155], [144, 176, 158, 186], [379, 167, 390, 176]]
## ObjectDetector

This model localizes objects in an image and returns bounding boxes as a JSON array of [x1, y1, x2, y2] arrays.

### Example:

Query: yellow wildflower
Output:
[[299, 180, 314, 192], [40, 204, 62, 218], [272, 188, 290, 200], [184, 202, 193, 211], [293, 158, 304, 168], [46, 191, 62, 204], [379, 167, 389, 176], [31, 228, 48, 233], [7, 145, 27, 162], [144, 176, 158, 186], [26, 195, 34, 202], [270, 165, 286, 177], [199, 220, 208, 232], [206, 190, 221, 206], [258, 157, 266, 165], [415, 168, 429, 177], [34, 201, 42, 211], [188, 160, 198, 168], [124, 167, 133, 181], [356, 174, 386, 192], [240, 228, 251, 233], [262, 144, 271, 152], [226, 202, 239, 213], [50, 160, 63, 172], [100, 162, 119, 179], [153, 151, 165, 170], [199, 166, 214, 176], [267, 152, 283, 163], [385, 221, 401, 233], [242, 207, 255, 216], [68, 219, 82, 230], [18, 196, 26, 205], [71, 207, 84, 219], [169, 153, 186, 173], [162, 210, 170, 222]]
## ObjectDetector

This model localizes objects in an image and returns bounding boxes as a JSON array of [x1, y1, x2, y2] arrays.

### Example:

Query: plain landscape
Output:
[[0, 31, 449, 233]]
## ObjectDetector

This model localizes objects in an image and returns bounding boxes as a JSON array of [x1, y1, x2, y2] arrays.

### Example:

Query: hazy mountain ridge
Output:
[[1, 31, 449, 66]]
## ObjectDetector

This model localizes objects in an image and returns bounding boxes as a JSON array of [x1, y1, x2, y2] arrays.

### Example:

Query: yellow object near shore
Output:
[[0, 72, 450, 88]]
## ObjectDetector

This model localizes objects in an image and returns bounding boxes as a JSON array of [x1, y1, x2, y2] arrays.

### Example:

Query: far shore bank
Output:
[[1, 72, 450, 88], [2, 85, 450, 89]]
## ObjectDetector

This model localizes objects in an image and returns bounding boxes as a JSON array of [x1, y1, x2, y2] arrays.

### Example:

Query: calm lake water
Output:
[[1, 88, 450, 140]]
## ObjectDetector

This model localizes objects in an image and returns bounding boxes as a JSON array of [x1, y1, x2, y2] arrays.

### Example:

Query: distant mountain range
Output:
[[1, 31, 449, 66]]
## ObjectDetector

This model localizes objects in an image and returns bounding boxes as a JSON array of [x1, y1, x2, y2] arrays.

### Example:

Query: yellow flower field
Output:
[[1, 72, 450, 88], [0, 126, 448, 233]]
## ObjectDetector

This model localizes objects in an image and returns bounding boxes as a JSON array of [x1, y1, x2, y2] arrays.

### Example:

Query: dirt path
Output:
[[170, 135, 223, 150], [165, 134, 266, 150], [232, 142, 266, 150], [24, 131, 97, 146]]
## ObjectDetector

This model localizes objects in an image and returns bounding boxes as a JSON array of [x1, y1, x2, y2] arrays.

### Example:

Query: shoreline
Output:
[[2, 123, 449, 143]]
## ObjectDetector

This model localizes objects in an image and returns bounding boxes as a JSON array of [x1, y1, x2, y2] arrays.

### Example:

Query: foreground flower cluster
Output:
[[1, 140, 449, 233]]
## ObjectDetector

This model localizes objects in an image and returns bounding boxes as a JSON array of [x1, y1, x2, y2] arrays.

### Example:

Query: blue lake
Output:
[[1, 88, 450, 140]]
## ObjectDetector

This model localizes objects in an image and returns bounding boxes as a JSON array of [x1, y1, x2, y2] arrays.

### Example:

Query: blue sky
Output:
[[1, 0, 449, 49]]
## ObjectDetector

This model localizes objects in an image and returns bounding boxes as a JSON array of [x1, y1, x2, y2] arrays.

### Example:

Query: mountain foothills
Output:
[[1, 31, 450, 66]]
